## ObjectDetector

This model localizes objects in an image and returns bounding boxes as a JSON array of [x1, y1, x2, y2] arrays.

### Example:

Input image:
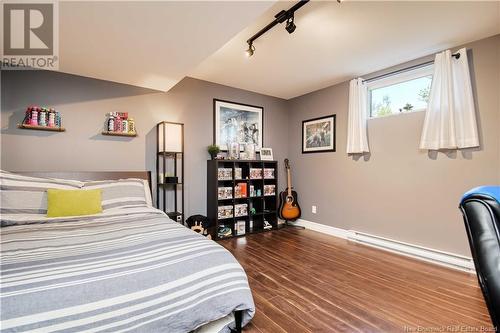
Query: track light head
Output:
[[245, 43, 255, 57], [285, 15, 296, 34], [244, 1, 309, 56]]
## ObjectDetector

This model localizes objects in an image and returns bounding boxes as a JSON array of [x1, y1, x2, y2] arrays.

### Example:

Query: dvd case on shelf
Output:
[[263, 168, 275, 179], [234, 168, 242, 180], [235, 203, 248, 217], [250, 168, 263, 179], [264, 184, 276, 196], [218, 187, 233, 200], [235, 183, 247, 198], [217, 168, 232, 180], [218, 205, 233, 219], [235, 220, 246, 236]]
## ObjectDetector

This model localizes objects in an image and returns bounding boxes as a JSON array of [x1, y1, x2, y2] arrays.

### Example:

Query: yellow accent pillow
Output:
[[47, 189, 102, 217]]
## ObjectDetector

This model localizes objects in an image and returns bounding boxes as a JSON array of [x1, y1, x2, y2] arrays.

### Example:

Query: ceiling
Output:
[[58, 1, 275, 91], [190, 1, 500, 99]]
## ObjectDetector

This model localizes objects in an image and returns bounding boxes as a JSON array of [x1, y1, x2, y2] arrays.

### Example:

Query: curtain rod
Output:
[[363, 52, 460, 84]]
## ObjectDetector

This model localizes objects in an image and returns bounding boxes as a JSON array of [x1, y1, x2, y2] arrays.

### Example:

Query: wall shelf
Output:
[[101, 131, 137, 137], [17, 124, 65, 132]]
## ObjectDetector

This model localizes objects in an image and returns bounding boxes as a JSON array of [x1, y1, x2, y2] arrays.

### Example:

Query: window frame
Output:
[[367, 64, 434, 119]]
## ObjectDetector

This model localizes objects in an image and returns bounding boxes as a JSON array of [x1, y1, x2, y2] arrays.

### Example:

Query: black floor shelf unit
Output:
[[156, 121, 184, 223], [207, 159, 279, 240]]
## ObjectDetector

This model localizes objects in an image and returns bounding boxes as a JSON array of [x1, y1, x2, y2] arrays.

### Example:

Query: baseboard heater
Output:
[[347, 230, 475, 272]]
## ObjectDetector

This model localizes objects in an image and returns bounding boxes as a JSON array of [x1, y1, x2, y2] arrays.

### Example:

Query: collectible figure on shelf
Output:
[[38, 108, 47, 126], [55, 112, 62, 127], [250, 185, 255, 197], [104, 112, 136, 134], [128, 118, 135, 133], [30, 107, 38, 126], [25, 107, 32, 124], [245, 143, 257, 160], [22, 105, 62, 128], [115, 117, 123, 132], [22, 107, 32, 125], [228, 142, 240, 160], [107, 113, 115, 131], [48, 109, 56, 127]]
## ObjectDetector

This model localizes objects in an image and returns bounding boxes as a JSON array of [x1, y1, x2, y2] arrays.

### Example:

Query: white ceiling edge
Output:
[[190, 1, 500, 100], [286, 34, 500, 100], [55, 1, 276, 92]]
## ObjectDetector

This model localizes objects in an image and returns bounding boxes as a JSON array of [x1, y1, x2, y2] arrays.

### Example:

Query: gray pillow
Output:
[[83, 178, 151, 211], [0, 170, 83, 225]]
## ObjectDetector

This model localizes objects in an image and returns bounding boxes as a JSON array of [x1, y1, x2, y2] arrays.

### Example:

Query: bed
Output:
[[0, 171, 255, 333]]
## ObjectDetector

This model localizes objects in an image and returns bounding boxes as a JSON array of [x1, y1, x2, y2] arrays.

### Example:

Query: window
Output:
[[368, 65, 433, 118]]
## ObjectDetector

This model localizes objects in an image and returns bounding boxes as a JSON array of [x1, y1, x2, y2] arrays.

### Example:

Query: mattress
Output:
[[0, 207, 255, 332]]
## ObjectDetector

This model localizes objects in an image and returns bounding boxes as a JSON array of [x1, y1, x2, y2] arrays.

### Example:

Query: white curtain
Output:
[[420, 48, 479, 150], [347, 78, 370, 154]]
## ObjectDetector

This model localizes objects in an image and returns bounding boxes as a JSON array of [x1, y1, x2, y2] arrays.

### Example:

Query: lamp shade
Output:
[[158, 122, 183, 152]]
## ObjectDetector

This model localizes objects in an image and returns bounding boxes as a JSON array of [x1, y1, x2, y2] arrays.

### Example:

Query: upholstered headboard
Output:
[[16, 171, 152, 192]]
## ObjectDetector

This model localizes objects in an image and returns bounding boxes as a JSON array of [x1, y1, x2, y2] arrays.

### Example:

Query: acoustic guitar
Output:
[[278, 159, 301, 221]]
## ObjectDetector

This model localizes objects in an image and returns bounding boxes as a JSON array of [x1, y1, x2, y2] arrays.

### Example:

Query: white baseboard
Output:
[[289, 219, 475, 273], [290, 219, 351, 239]]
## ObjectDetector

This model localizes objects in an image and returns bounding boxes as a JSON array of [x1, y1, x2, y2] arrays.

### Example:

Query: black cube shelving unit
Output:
[[207, 159, 279, 240], [156, 121, 184, 223]]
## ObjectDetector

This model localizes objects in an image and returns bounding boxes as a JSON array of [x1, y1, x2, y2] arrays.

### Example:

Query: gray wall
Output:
[[1, 73, 289, 217], [287, 35, 500, 256], [2, 35, 498, 256]]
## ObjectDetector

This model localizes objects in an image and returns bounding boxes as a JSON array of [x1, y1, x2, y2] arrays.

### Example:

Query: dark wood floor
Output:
[[218, 227, 493, 333]]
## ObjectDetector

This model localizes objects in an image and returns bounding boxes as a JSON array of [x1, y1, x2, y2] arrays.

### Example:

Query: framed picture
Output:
[[214, 99, 263, 151], [259, 148, 273, 160], [302, 114, 336, 153]]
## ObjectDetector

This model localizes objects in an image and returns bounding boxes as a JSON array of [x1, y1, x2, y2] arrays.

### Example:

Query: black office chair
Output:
[[460, 186, 500, 329]]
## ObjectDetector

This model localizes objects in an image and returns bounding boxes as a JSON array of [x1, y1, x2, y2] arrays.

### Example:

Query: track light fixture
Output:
[[245, 43, 255, 57], [285, 15, 296, 34], [244, 0, 309, 57]]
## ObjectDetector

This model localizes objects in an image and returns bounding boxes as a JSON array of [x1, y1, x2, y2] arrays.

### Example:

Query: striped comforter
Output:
[[0, 208, 255, 332]]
